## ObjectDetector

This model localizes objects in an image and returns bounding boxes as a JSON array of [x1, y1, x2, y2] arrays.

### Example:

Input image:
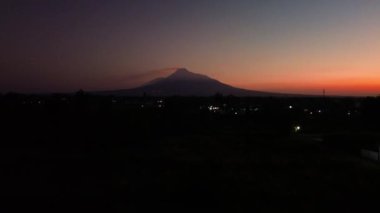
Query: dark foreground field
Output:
[[1, 94, 380, 211]]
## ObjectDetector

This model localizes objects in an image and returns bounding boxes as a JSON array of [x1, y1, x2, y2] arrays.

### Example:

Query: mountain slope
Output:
[[97, 68, 288, 97]]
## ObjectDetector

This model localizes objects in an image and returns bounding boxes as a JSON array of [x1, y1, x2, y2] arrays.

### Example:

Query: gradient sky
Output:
[[1, 0, 380, 95]]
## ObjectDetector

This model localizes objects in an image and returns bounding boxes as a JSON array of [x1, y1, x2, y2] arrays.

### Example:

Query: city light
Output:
[[208, 106, 220, 112], [294, 125, 301, 133]]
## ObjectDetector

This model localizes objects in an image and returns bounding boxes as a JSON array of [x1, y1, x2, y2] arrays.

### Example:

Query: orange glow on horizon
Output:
[[228, 76, 380, 96]]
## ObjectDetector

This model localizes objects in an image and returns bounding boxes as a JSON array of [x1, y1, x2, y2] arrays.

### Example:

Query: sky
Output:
[[1, 0, 380, 96]]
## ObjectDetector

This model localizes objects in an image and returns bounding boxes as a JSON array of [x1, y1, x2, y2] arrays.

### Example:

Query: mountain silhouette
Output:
[[97, 68, 288, 97]]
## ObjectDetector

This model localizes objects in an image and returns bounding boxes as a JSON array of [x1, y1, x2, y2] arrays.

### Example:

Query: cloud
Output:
[[118, 67, 179, 88]]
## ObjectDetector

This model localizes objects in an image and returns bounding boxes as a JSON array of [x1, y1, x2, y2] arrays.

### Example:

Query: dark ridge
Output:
[[95, 68, 301, 97]]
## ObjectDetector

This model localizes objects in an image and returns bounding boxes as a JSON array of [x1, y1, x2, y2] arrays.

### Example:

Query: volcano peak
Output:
[[166, 68, 210, 81]]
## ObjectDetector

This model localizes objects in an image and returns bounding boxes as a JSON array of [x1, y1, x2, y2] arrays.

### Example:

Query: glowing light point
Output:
[[208, 105, 220, 112], [294, 125, 301, 133]]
